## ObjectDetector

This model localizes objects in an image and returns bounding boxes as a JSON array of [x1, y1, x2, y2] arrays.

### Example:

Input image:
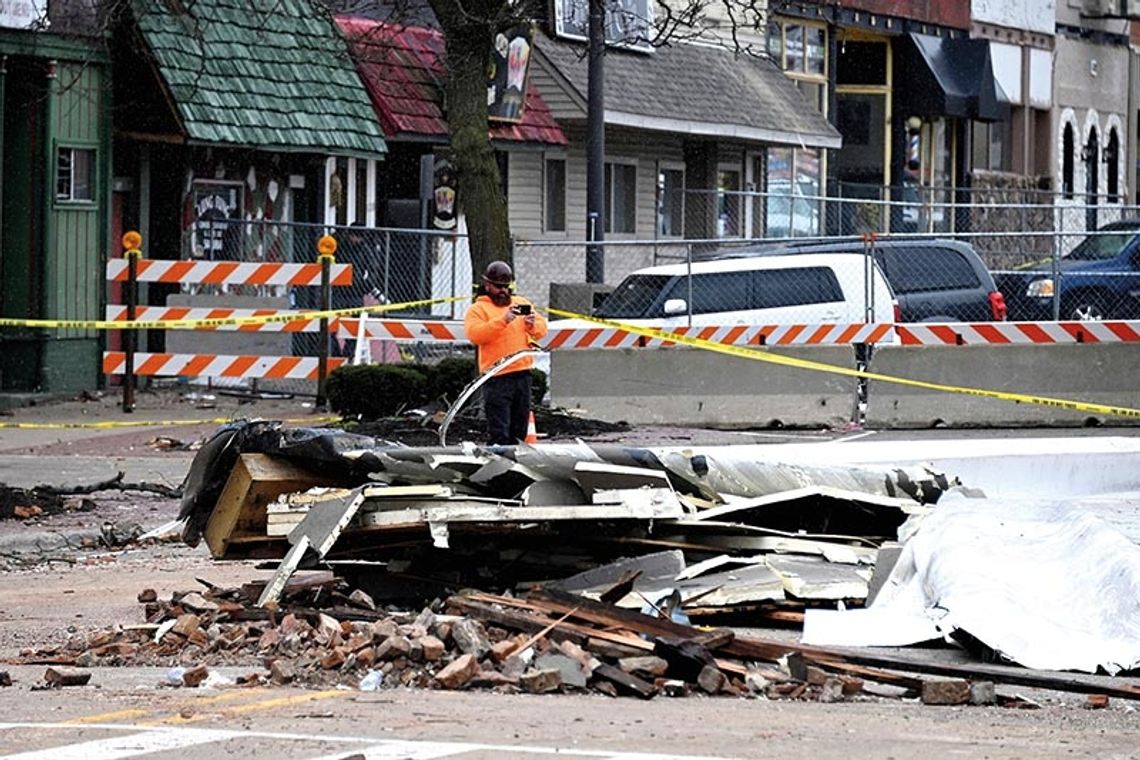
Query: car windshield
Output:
[[1066, 230, 1137, 261], [594, 274, 672, 318]]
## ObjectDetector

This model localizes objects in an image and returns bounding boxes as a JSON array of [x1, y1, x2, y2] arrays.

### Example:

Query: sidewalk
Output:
[[0, 386, 330, 488]]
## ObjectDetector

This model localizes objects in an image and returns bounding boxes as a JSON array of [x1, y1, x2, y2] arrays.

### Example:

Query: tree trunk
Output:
[[430, 0, 512, 280]]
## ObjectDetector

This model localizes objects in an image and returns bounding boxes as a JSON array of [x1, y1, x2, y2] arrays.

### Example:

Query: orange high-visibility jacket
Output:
[[464, 295, 548, 374]]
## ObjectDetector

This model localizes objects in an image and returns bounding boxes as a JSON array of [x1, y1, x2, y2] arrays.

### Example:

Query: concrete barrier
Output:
[[866, 343, 1140, 427], [550, 342, 1140, 429], [550, 346, 857, 428]]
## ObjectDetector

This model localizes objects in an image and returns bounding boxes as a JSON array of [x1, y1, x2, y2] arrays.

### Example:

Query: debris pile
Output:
[[16, 574, 1138, 704]]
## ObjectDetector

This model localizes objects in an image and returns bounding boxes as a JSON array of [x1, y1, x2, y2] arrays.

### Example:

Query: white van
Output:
[[585, 253, 897, 327]]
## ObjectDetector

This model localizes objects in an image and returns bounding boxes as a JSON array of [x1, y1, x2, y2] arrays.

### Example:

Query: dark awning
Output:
[[896, 33, 1002, 123]]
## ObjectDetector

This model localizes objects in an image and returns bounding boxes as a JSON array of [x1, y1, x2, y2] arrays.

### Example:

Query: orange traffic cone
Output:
[[524, 411, 539, 444]]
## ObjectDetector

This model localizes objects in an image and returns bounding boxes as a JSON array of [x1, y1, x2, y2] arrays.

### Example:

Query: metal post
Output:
[[585, 0, 606, 283], [121, 231, 143, 413], [315, 234, 336, 409], [1051, 227, 1062, 320], [685, 243, 693, 327]]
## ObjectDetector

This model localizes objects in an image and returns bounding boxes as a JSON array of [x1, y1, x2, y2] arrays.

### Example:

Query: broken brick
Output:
[[696, 665, 726, 694], [922, 679, 970, 706], [419, 635, 445, 662], [182, 665, 209, 688], [435, 654, 481, 689], [520, 667, 562, 694]]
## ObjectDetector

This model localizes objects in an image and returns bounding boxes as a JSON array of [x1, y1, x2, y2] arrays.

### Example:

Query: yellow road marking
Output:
[[140, 689, 347, 726], [63, 708, 152, 724], [64, 688, 270, 725]]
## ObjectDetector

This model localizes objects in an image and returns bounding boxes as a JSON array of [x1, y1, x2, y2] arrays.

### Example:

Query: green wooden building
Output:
[[1, 21, 110, 393]]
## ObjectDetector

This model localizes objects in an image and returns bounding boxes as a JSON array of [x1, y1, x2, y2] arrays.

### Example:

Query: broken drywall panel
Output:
[[675, 554, 765, 582], [592, 487, 686, 518], [555, 551, 687, 596], [257, 534, 311, 608], [672, 565, 786, 607], [764, 555, 872, 600], [287, 487, 367, 557]]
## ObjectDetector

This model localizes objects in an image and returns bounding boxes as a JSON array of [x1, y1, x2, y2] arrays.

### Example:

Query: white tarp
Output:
[[803, 495, 1140, 674]]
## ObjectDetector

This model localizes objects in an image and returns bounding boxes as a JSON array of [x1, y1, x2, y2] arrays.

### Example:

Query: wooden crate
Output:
[[204, 453, 337, 559]]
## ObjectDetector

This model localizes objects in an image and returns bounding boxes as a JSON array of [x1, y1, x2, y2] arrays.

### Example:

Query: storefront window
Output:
[[766, 147, 820, 238]]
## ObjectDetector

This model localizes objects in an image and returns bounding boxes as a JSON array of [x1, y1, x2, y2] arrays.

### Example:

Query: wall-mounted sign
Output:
[[0, 0, 45, 30], [191, 181, 243, 259], [432, 155, 458, 230], [551, 0, 654, 52], [488, 24, 534, 123]]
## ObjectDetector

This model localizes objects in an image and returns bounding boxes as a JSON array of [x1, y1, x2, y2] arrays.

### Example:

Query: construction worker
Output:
[[463, 261, 547, 445]]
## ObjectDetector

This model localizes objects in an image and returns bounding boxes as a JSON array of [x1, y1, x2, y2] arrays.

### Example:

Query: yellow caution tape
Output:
[[0, 415, 342, 430], [0, 297, 466, 331], [547, 308, 1140, 420]]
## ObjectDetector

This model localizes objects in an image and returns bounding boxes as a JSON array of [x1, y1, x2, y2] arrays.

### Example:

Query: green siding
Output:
[[49, 62, 103, 342], [42, 61, 104, 391], [135, 0, 386, 157]]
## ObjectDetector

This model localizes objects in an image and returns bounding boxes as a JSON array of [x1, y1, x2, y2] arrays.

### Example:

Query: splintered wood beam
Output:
[[529, 588, 1140, 701]]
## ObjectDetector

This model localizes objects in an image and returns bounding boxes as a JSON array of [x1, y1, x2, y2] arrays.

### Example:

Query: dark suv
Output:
[[716, 239, 1007, 322], [995, 219, 1140, 321]]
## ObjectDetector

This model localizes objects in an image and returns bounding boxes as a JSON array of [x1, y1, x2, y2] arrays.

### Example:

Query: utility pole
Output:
[[585, 0, 605, 283]]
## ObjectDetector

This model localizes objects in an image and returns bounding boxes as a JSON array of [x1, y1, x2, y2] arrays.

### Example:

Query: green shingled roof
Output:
[[134, 0, 386, 156]]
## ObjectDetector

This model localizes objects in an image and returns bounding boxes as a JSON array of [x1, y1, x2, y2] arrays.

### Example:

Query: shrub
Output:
[[327, 359, 548, 419], [326, 364, 430, 419], [431, 357, 477, 403], [530, 367, 547, 406]]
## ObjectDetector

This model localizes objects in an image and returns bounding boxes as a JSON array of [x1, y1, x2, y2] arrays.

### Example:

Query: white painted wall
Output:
[[973, 0, 1056, 36]]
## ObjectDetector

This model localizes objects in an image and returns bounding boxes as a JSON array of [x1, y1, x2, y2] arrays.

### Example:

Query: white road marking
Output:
[[308, 741, 477, 759], [0, 722, 738, 760], [0, 727, 235, 759]]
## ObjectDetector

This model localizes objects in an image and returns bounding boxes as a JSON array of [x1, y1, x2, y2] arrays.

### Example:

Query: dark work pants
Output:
[[482, 370, 532, 445]]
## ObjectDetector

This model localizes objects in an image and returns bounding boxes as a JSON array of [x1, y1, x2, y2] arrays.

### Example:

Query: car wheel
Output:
[[1065, 295, 1109, 321]]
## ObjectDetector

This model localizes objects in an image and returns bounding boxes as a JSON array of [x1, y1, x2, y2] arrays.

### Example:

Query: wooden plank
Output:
[[356, 498, 684, 530], [204, 453, 338, 559]]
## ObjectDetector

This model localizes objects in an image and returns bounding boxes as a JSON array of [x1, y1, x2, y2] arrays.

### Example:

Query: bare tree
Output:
[[329, 0, 765, 277]]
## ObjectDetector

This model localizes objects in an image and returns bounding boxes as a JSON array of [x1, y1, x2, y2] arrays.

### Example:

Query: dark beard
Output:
[[489, 291, 511, 307]]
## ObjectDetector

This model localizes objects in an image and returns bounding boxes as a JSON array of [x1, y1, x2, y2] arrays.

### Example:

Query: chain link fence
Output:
[[149, 191, 1140, 396], [158, 218, 474, 395], [519, 187, 1140, 324]]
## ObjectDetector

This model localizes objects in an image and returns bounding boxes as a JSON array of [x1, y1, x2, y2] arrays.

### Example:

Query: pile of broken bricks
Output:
[[9, 575, 1129, 708]]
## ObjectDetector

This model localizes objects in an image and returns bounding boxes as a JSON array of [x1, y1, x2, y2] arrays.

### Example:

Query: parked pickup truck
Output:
[[996, 219, 1140, 321]]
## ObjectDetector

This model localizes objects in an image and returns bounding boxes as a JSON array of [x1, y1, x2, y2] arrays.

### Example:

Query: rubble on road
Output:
[[12, 573, 1139, 703], [13, 420, 1138, 705]]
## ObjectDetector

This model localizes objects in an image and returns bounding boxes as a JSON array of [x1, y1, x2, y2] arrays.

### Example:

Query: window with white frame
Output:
[[325, 156, 379, 227], [605, 160, 637, 234], [544, 155, 567, 232], [656, 162, 684, 237], [765, 147, 821, 238], [57, 147, 96, 202]]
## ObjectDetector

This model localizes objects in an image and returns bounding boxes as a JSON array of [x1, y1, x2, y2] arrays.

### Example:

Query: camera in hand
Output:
[[515, 303, 532, 315]]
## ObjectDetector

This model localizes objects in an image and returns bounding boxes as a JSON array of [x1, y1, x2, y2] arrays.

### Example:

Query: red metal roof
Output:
[[338, 17, 567, 146]]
